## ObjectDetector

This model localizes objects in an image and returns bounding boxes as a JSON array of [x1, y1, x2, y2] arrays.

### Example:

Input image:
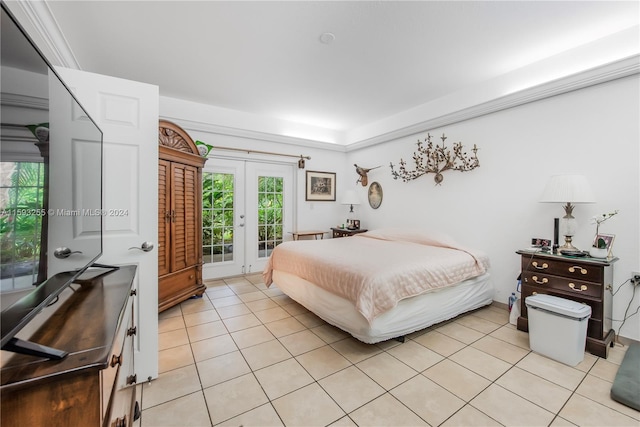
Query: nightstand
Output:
[[516, 250, 617, 358], [331, 227, 368, 238]]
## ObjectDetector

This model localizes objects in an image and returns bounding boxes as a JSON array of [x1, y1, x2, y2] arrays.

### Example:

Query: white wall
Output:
[[346, 75, 640, 341], [162, 76, 639, 341], [160, 97, 350, 235]]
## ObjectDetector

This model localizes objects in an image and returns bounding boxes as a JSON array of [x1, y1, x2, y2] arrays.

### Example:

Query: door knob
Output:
[[128, 241, 154, 252]]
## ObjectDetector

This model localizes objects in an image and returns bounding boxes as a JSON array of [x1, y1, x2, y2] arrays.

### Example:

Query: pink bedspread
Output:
[[263, 228, 490, 323]]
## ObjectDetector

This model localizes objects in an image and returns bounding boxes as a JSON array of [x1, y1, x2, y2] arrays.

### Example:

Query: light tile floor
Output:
[[134, 274, 639, 427]]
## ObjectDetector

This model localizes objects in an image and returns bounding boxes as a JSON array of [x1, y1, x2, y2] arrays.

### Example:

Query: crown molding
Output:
[[0, 92, 48, 111], [11, 0, 80, 69], [345, 55, 640, 152], [161, 116, 347, 153]]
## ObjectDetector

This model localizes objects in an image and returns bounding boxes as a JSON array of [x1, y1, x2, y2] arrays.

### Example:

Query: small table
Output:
[[290, 230, 326, 241]]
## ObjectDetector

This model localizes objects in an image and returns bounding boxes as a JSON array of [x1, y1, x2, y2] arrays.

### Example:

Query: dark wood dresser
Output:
[[1, 265, 139, 427], [331, 227, 368, 238], [516, 250, 617, 358]]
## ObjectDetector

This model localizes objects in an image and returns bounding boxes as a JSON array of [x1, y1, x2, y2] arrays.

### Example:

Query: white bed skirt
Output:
[[272, 270, 494, 344]]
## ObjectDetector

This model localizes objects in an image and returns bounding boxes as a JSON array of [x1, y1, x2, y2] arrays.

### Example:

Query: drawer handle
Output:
[[569, 283, 588, 292], [532, 261, 548, 270], [113, 415, 127, 427], [532, 276, 548, 285], [127, 374, 137, 385], [127, 326, 137, 336], [568, 266, 587, 275], [110, 353, 123, 367]]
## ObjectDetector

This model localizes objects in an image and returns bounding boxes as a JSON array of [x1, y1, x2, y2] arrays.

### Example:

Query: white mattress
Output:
[[272, 270, 494, 343]]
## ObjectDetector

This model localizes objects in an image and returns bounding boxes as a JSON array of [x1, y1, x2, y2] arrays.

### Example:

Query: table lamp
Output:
[[540, 174, 595, 251], [340, 190, 360, 227]]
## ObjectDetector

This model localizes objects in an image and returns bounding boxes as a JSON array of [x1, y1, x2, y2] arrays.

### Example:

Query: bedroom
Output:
[[1, 1, 639, 426]]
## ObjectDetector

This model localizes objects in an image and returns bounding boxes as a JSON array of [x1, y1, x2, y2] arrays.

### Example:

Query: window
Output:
[[257, 176, 283, 258], [202, 172, 234, 263], [0, 162, 45, 291]]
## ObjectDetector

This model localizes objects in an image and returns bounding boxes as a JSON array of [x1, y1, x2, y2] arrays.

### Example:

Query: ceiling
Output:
[[14, 1, 640, 144]]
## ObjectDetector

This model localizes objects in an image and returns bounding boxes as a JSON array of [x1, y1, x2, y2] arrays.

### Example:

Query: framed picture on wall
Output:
[[368, 182, 383, 209], [305, 171, 336, 201]]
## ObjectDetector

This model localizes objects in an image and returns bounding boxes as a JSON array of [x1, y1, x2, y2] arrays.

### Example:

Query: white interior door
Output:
[[55, 67, 159, 381], [203, 159, 294, 279]]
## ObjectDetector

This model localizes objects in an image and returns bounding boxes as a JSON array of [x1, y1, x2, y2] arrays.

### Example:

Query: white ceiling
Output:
[[29, 1, 640, 143]]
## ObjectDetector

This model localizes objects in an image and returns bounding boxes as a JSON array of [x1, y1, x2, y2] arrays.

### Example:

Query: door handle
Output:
[[128, 241, 154, 252], [54, 247, 83, 259]]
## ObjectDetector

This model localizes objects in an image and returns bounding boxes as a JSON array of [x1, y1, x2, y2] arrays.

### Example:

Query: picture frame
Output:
[[368, 181, 383, 209], [593, 233, 615, 252], [305, 170, 336, 201]]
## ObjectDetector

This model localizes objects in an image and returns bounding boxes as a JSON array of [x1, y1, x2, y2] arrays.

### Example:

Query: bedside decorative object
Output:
[[590, 234, 615, 259], [540, 174, 595, 251], [354, 164, 381, 186], [306, 171, 336, 201], [340, 190, 360, 224], [368, 182, 383, 209], [389, 133, 479, 185], [195, 140, 213, 157], [590, 210, 618, 258]]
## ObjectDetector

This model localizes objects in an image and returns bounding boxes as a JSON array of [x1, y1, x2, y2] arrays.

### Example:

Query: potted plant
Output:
[[589, 210, 618, 259], [590, 237, 609, 259]]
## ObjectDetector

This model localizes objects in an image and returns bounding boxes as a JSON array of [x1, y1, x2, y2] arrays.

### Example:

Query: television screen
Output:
[[0, 4, 103, 358]]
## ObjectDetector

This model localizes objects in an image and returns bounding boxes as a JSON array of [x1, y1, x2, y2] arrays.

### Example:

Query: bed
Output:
[[263, 228, 493, 343]]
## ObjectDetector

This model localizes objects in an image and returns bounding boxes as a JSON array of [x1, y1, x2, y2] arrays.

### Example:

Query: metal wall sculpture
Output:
[[389, 133, 479, 185]]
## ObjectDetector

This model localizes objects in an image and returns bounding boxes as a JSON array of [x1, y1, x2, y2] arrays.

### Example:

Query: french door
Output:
[[202, 158, 294, 279]]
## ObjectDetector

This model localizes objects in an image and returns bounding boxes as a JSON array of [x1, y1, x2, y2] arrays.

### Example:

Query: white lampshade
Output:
[[540, 174, 596, 204], [340, 190, 360, 206]]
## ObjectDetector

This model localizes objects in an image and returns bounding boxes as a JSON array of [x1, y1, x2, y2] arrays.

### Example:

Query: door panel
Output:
[[245, 162, 293, 274], [55, 67, 159, 381], [202, 159, 245, 278]]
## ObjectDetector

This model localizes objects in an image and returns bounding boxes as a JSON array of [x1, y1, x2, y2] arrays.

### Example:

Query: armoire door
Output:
[[158, 159, 171, 277], [169, 161, 200, 272]]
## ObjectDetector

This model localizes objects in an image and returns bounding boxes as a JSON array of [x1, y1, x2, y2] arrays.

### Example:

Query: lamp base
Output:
[[559, 235, 579, 251]]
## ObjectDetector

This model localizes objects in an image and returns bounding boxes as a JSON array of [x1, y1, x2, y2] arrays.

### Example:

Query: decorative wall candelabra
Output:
[[389, 133, 480, 185]]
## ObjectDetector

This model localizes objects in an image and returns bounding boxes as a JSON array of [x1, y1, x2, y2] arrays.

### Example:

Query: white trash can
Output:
[[525, 294, 591, 366]]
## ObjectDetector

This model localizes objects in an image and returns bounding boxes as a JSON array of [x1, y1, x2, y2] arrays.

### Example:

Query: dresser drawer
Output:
[[522, 256, 603, 283], [521, 271, 602, 299]]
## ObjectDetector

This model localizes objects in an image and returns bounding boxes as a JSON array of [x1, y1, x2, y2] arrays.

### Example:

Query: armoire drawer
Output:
[[159, 267, 198, 301]]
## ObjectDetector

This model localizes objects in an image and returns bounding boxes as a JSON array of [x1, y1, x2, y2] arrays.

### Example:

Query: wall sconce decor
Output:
[[389, 133, 479, 185]]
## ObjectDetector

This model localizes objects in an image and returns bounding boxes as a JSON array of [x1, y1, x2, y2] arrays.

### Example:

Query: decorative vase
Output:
[[589, 247, 608, 259]]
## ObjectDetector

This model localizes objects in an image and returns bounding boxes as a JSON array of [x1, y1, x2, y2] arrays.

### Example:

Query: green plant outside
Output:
[[0, 162, 44, 275], [202, 172, 284, 264]]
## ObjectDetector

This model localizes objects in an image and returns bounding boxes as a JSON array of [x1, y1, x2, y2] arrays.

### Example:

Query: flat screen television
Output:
[[0, 3, 105, 359]]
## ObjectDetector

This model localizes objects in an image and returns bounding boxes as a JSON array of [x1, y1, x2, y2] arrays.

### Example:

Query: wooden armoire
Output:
[[158, 120, 207, 312]]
